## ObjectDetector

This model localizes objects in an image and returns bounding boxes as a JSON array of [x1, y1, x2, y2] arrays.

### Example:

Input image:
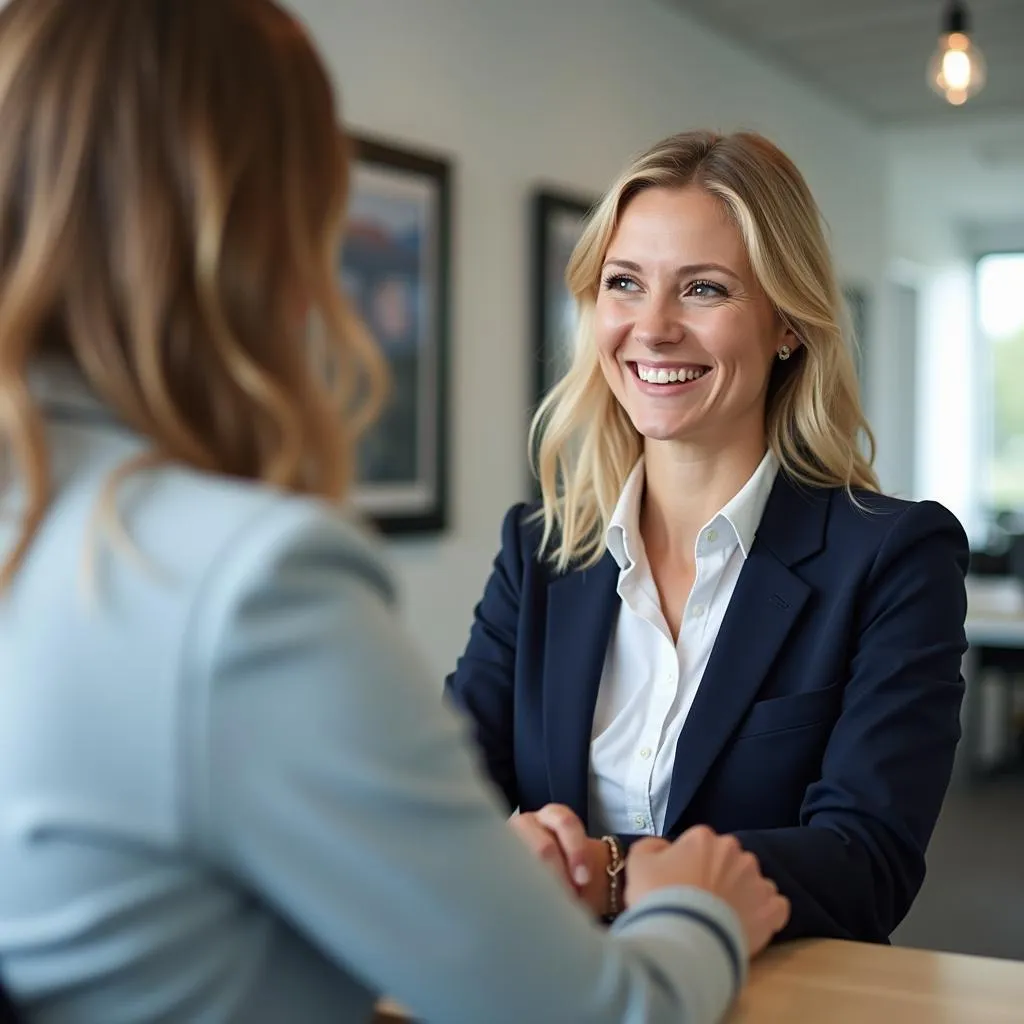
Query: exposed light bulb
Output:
[[942, 47, 971, 90], [927, 3, 986, 106]]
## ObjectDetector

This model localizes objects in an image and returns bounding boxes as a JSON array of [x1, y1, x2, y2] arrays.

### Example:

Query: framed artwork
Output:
[[531, 189, 597, 411], [842, 284, 870, 388], [341, 135, 451, 535]]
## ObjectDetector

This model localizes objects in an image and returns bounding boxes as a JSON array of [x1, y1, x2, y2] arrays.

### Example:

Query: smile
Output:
[[629, 361, 711, 386]]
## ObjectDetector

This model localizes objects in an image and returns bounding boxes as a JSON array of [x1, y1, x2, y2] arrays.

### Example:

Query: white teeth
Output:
[[637, 365, 707, 384]]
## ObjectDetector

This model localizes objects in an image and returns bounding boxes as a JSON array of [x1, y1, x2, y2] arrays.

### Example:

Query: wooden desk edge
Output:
[[373, 941, 1024, 1022]]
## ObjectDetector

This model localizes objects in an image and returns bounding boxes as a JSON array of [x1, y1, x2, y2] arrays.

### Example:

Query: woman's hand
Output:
[[626, 825, 790, 956], [509, 804, 612, 915]]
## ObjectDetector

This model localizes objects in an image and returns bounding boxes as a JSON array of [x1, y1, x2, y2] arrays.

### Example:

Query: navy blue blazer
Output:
[[446, 474, 970, 943]]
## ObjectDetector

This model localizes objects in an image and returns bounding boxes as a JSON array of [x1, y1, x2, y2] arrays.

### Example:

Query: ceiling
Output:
[[660, 0, 1024, 124]]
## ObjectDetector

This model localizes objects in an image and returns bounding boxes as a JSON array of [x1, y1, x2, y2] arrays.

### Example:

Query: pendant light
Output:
[[927, 1, 987, 106]]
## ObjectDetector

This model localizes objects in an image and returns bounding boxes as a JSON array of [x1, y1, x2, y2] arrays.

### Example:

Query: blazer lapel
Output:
[[662, 475, 830, 834], [542, 553, 620, 826]]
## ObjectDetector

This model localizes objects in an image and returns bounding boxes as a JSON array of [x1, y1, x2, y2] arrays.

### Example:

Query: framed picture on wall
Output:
[[531, 189, 597, 412], [340, 135, 451, 535], [842, 284, 870, 389]]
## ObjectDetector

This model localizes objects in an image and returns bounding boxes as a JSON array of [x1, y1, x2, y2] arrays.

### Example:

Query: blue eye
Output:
[[689, 279, 727, 298], [603, 274, 640, 293]]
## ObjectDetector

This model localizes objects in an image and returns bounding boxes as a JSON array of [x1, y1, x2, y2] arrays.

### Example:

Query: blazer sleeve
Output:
[[733, 500, 969, 943], [184, 503, 749, 1024], [443, 503, 529, 811]]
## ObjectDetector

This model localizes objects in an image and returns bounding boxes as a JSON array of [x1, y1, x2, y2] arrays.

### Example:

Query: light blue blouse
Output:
[[0, 374, 746, 1023]]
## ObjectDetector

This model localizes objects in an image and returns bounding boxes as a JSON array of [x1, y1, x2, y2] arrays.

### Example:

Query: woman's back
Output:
[[9, 382, 655, 1023], [0, 392, 384, 1021], [0, 382, 756, 1024]]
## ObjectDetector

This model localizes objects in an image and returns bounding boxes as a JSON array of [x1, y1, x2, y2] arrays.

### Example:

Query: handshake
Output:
[[512, 805, 790, 956]]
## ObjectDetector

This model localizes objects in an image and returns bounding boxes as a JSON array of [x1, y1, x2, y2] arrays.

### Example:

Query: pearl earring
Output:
[[777, 345, 792, 361]]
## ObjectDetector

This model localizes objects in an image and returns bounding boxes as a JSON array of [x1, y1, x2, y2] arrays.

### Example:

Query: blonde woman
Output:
[[448, 130, 969, 943], [0, 3, 793, 1022]]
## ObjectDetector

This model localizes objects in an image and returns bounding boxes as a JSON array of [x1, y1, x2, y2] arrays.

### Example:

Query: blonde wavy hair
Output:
[[0, 0, 387, 589], [531, 130, 878, 571]]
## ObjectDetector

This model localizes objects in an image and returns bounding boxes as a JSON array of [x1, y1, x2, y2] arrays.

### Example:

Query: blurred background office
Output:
[[314, 0, 1022, 958]]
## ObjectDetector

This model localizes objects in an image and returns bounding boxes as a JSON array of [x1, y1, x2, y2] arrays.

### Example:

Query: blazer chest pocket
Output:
[[736, 683, 842, 739]]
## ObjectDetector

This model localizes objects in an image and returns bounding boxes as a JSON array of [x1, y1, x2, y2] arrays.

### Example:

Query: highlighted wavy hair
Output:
[[0, 0, 387, 588]]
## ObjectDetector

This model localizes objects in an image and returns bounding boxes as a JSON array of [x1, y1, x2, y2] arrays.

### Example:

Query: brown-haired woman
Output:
[[0, 2, 787, 1022]]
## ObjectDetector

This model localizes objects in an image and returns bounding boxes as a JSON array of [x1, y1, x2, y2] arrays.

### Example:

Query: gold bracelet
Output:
[[601, 834, 626, 919]]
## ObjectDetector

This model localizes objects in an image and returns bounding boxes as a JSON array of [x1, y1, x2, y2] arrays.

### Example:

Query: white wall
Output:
[[287, 0, 888, 677], [885, 115, 1024, 536]]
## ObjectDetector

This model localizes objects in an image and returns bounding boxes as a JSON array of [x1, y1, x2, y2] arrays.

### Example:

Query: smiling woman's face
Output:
[[594, 185, 793, 449]]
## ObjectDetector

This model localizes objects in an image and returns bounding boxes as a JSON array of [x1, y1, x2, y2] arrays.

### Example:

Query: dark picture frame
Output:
[[341, 135, 451, 535], [842, 283, 870, 388], [531, 189, 597, 412]]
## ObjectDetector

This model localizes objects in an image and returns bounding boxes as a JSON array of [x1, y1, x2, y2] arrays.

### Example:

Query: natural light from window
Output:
[[978, 253, 1024, 512]]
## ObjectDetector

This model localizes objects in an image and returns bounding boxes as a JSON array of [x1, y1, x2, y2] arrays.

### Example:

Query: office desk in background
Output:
[[962, 576, 1024, 778], [966, 576, 1024, 648], [374, 939, 1024, 1023]]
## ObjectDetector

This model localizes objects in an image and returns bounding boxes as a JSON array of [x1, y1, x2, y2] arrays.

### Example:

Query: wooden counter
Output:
[[374, 939, 1024, 1022], [729, 939, 1024, 1023]]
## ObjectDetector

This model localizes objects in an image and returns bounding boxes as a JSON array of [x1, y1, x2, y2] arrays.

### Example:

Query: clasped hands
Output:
[[509, 805, 618, 916], [510, 803, 789, 956]]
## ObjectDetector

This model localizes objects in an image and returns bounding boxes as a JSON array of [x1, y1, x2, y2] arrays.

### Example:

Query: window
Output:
[[977, 253, 1024, 513]]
